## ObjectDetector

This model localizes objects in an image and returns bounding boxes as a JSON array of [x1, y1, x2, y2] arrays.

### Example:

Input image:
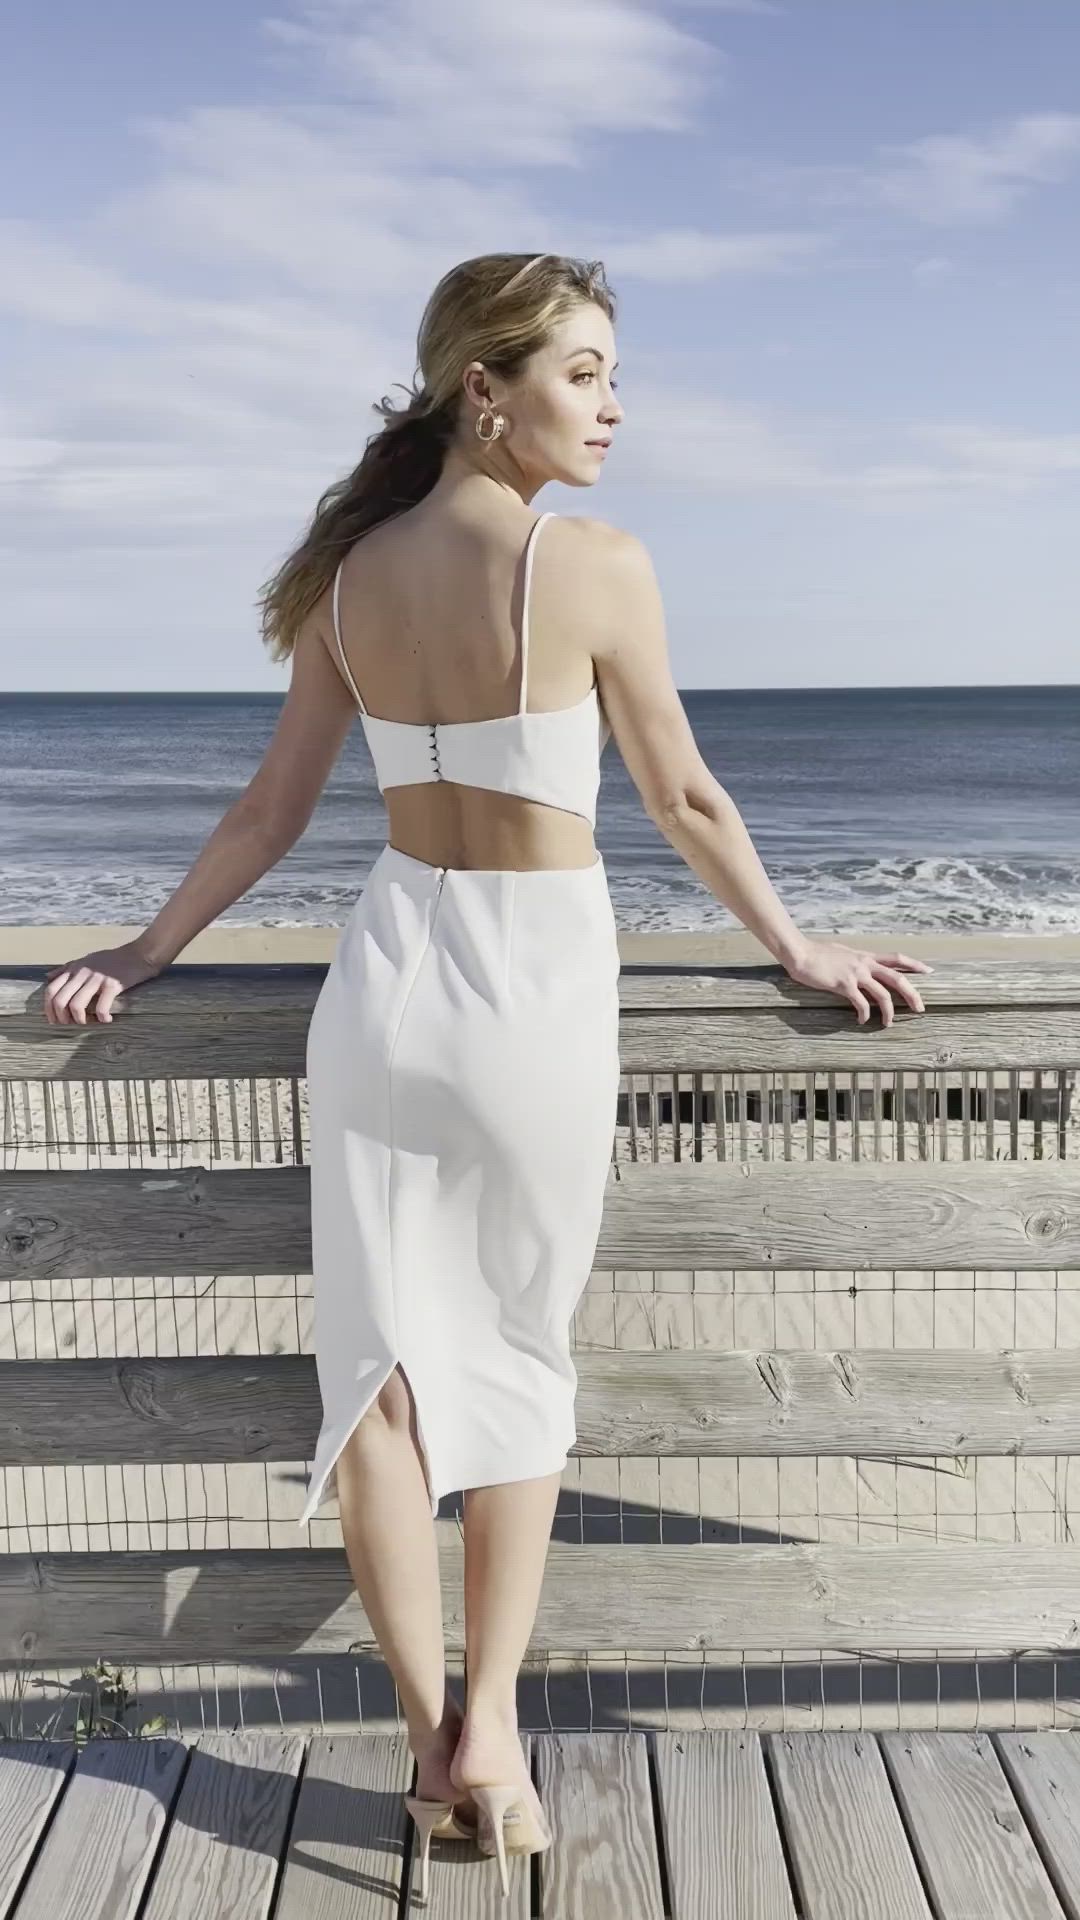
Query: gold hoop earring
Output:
[[475, 407, 505, 444]]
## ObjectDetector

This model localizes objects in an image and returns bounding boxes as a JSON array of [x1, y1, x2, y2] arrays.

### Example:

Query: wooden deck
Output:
[[2, 1728, 1080, 1918]]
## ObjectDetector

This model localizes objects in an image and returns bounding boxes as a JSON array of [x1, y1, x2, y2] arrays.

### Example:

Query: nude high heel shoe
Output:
[[402, 1793, 478, 1904], [472, 1781, 552, 1899]]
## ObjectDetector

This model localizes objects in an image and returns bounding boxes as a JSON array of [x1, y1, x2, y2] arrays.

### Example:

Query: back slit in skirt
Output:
[[298, 841, 621, 1526]]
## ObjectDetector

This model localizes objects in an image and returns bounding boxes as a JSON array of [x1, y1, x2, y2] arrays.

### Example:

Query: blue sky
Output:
[[3, 0, 1079, 690]]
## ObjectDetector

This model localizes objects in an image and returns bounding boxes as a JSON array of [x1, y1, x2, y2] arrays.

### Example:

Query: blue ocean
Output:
[[3, 686, 1078, 933]]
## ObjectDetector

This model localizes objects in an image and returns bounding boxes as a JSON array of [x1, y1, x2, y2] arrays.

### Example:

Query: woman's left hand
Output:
[[42, 939, 164, 1025], [783, 938, 932, 1027]]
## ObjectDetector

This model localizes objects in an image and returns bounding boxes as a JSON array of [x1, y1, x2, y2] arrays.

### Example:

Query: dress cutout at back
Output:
[[330, 511, 610, 828]]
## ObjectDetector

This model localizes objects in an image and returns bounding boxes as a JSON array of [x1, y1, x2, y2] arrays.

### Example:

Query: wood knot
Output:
[[2, 1214, 58, 1259], [1024, 1207, 1067, 1244]]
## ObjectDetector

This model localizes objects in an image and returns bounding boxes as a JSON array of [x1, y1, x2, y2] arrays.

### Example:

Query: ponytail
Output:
[[257, 382, 456, 662]]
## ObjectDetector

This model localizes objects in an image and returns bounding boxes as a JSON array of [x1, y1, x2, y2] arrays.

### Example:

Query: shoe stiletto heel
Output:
[[403, 1793, 477, 1903], [472, 1782, 551, 1899]]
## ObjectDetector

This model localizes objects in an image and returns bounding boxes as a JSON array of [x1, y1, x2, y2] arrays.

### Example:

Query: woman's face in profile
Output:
[[514, 306, 623, 488]]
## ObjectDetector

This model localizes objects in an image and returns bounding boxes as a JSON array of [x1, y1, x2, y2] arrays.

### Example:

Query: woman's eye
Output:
[[572, 370, 594, 384]]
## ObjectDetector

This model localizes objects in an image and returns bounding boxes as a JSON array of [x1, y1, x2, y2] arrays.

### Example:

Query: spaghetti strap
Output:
[[518, 511, 554, 716], [331, 558, 368, 714]]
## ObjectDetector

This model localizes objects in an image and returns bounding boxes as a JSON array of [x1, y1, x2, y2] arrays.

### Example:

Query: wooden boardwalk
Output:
[[2, 1728, 1080, 1918]]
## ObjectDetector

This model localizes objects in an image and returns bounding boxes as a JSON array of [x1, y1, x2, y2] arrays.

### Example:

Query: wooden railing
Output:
[[1, 957, 1078, 1672]]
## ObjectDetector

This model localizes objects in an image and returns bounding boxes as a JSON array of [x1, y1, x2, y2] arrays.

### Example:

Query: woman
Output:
[[43, 252, 930, 1897]]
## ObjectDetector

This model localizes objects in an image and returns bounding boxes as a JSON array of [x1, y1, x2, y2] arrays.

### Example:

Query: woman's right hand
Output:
[[42, 939, 165, 1025], [782, 936, 931, 1027]]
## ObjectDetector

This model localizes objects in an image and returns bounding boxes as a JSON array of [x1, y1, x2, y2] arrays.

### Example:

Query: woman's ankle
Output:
[[460, 1695, 518, 1735]]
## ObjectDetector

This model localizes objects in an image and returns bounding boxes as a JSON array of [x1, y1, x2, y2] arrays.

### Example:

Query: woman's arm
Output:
[[652, 785, 808, 972], [43, 610, 357, 1023], [133, 793, 305, 971], [588, 521, 931, 1026]]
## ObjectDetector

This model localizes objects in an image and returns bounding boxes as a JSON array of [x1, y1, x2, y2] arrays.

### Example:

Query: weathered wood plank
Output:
[[0, 1355, 323, 1466], [4, 1160, 1079, 1282], [651, 1730, 796, 1919], [0, 1742, 76, 1913], [6, 1006, 1080, 1077], [3, 1543, 1080, 1663], [879, 1730, 1067, 1920], [995, 1732, 1080, 1920], [4, 1348, 1080, 1468], [272, 1733, 413, 1920], [577, 1347, 1080, 1458], [765, 1731, 931, 1920], [4, 961, 1079, 1079], [137, 1733, 304, 1920], [6, 958, 1079, 1022], [535, 1732, 665, 1920], [9, 1737, 188, 1920], [593, 1160, 1080, 1270], [614, 1006, 1080, 1071]]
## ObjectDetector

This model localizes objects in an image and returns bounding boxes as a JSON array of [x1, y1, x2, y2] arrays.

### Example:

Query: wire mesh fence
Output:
[[3, 1055, 1078, 1737]]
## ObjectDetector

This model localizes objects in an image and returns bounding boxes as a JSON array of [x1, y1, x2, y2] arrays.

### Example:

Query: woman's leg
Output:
[[334, 1365, 462, 1797], [449, 1472, 563, 1816]]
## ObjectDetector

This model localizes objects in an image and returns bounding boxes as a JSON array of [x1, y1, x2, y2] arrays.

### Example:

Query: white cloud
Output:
[[617, 384, 830, 491], [616, 377, 1080, 500], [904, 423, 1080, 489], [874, 113, 1080, 225], [262, 0, 719, 167], [603, 226, 827, 280], [780, 112, 1080, 228], [0, 220, 169, 331]]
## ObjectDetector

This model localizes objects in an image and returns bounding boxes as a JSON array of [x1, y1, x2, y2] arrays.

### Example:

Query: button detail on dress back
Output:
[[428, 721, 442, 780]]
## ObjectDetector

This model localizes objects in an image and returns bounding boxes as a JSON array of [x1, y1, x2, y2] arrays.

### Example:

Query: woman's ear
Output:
[[461, 361, 494, 412]]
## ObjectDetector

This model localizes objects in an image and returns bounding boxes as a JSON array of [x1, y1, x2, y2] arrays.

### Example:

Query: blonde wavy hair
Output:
[[257, 252, 617, 662]]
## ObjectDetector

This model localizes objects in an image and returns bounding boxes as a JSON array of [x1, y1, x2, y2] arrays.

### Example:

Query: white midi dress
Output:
[[298, 512, 620, 1525]]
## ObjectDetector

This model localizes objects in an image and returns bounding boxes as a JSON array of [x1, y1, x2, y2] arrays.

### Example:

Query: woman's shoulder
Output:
[[538, 516, 659, 659], [548, 512, 648, 567]]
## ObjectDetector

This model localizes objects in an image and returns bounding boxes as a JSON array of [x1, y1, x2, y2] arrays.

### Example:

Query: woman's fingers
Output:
[[849, 954, 933, 1024], [95, 981, 122, 1022], [856, 972, 895, 1026], [67, 976, 106, 1024], [870, 962, 926, 1013], [44, 967, 87, 1024], [848, 980, 873, 1024], [45, 966, 99, 1025], [42, 971, 66, 1021]]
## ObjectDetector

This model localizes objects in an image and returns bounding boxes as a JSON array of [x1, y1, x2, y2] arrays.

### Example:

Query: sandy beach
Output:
[[5, 922, 1080, 965]]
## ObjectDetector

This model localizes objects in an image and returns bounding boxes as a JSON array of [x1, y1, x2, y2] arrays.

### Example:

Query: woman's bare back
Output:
[[324, 499, 608, 872]]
